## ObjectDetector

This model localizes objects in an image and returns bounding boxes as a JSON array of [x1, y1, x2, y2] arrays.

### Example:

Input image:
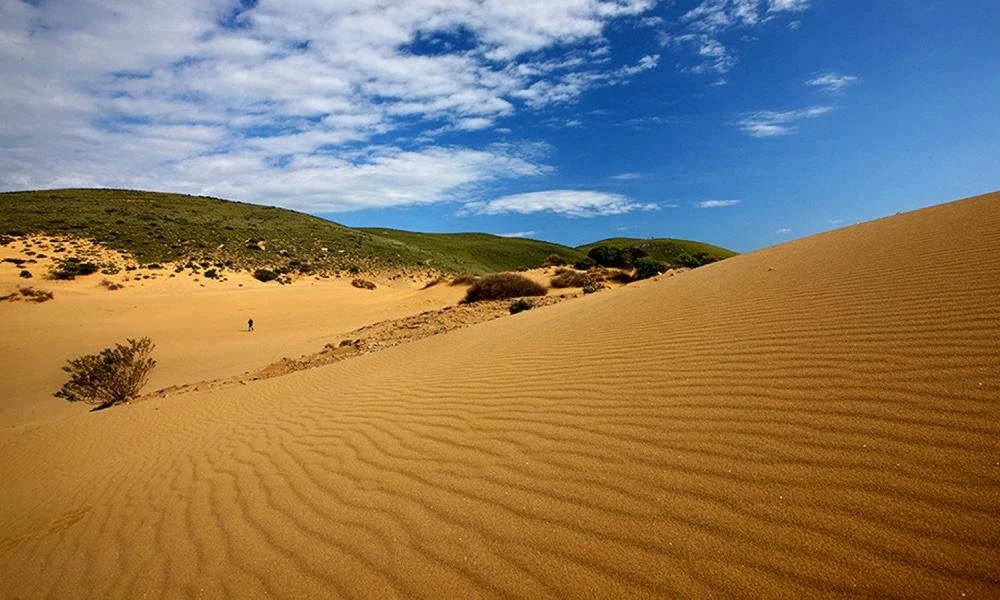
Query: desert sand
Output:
[[1, 192, 998, 598]]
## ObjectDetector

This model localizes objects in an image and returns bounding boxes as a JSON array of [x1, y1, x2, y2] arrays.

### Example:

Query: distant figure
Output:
[[248, 318, 254, 332]]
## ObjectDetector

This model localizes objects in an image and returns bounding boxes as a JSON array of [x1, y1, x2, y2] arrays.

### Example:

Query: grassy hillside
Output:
[[0, 189, 435, 273], [0, 188, 736, 276], [359, 229, 588, 274], [577, 237, 737, 268]]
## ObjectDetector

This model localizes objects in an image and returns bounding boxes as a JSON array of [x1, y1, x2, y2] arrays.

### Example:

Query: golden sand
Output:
[[1, 192, 998, 597]]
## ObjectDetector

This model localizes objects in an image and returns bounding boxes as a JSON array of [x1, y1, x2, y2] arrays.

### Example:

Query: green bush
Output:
[[203, 268, 218, 279], [573, 257, 596, 270], [55, 337, 156, 408], [587, 245, 647, 269], [633, 257, 668, 280], [50, 257, 100, 280], [463, 273, 546, 302]]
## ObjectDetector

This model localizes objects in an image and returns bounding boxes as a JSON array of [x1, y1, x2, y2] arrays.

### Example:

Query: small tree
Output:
[[55, 338, 156, 408]]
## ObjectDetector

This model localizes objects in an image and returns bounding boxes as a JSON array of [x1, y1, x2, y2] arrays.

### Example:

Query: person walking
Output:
[[248, 318, 254, 332]]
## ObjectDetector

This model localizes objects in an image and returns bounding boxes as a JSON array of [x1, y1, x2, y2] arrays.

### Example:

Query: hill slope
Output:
[[1, 191, 997, 596], [359, 228, 588, 274], [0, 189, 733, 275], [577, 236, 737, 267], [0, 188, 436, 273]]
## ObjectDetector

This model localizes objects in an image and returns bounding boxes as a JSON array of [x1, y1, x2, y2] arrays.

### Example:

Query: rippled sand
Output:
[[1, 192, 998, 598]]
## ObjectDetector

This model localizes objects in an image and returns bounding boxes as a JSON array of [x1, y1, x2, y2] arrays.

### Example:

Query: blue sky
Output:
[[1, 0, 997, 252]]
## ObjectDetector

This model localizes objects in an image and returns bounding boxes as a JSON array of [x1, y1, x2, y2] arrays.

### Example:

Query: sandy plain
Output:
[[0, 192, 998, 598]]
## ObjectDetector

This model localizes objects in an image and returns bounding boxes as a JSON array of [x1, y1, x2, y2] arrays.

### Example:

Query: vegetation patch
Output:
[[550, 270, 593, 288], [55, 337, 156, 408], [463, 273, 546, 302], [509, 297, 534, 314], [351, 278, 376, 290], [1, 286, 54, 302], [632, 257, 668, 280], [49, 257, 100, 280]]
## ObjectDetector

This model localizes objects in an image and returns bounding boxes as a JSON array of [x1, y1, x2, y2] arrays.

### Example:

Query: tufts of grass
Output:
[[463, 273, 546, 303]]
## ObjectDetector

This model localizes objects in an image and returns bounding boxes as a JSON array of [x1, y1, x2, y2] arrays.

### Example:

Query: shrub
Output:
[[582, 283, 603, 294], [253, 269, 278, 282], [100, 279, 124, 291], [50, 257, 100, 280], [550, 270, 593, 288], [55, 337, 156, 408], [673, 252, 699, 268], [463, 273, 546, 302], [587, 245, 621, 268], [587, 245, 647, 268], [19, 269, 32, 278], [449, 273, 480, 286], [633, 257, 668, 280], [13, 286, 54, 302], [542, 254, 565, 267], [509, 297, 534, 314], [574, 257, 596, 270], [351, 278, 376, 290], [203, 268, 217, 279]]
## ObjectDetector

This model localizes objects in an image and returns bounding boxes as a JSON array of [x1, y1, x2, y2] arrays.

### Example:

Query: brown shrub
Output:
[[55, 337, 156, 408], [100, 279, 124, 291], [351, 278, 376, 290], [463, 273, 546, 302], [449, 273, 480, 286], [550, 270, 593, 288]]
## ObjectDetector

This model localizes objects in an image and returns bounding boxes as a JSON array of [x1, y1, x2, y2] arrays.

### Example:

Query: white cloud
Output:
[[0, 0, 658, 211], [658, 0, 810, 75], [776, 227, 792, 233], [768, 0, 811, 13], [738, 106, 833, 137], [699, 199, 742, 208], [610, 172, 642, 180], [462, 190, 659, 217], [496, 231, 537, 238], [806, 72, 858, 93]]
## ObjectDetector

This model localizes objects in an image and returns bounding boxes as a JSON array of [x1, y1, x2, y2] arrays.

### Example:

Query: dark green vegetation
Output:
[[55, 337, 156, 408], [360, 228, 588, 275], [0, 189, 736, 276], [0, 189, 433, 274], [463, 273, 547, 303], [577, 237, 736, 269]]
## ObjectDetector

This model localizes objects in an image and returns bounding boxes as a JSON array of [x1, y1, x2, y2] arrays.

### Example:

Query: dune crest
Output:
[[1, 192, 999, 598]]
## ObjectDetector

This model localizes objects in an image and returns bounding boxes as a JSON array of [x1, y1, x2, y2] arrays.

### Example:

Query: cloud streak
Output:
[[806, 72, 858, 93], [462, 190, 659, 217], [699, 199, 742, 208], [738, 106, 833, 137]]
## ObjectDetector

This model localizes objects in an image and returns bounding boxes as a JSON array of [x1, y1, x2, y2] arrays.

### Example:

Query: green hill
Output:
[[0, 188, 736, 276], [0, 188, 435, 274], [577, 237, 737, 268], [359, 229, 587, 274]]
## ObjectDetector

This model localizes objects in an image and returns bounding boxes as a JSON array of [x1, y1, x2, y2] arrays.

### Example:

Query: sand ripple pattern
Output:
[[1, 192, 999, 598]]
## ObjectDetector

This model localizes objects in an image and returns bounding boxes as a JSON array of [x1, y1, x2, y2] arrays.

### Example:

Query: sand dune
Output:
[[1, 192, 999, 597]]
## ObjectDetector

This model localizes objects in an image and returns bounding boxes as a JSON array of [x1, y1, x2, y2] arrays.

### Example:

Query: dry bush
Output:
[[509, 297, 534, 314], [10, 286, 54, 302], [351, 278, 376, 290], [463, 273, 546, 302], [550, 270, 593, 288], [55, 337, 156, 408], [421, 275, 449, 289], [449, 273, 480, 286], [100, 279, 124, 291]]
